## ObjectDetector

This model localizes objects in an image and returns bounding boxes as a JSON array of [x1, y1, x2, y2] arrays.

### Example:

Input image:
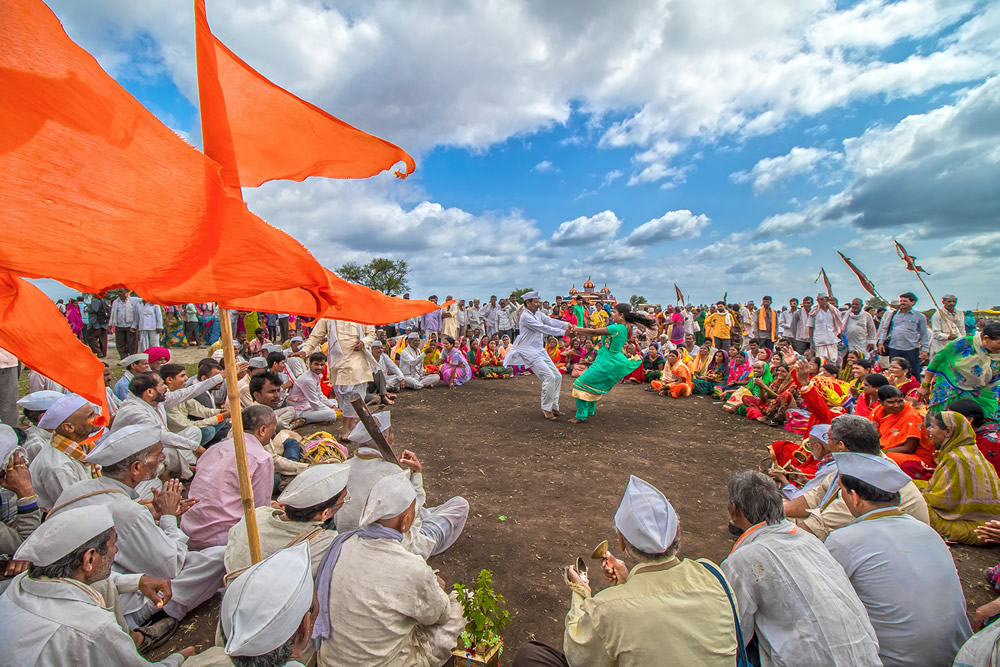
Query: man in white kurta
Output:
[[824, 452, 972, 667], [317, 472, 465, 666], [137, 300, 163, 351], [283, 336, 307, 379], [371, 340, 406, 393], [0, 506, 191, 666], [480, 296, 500, 336], [503, 291, 572, 419], [399, 333, 441, 389], [286, 353, 339, 423], [337, 414, 468, 559], [302, 319, 375, 439], [441, 297, 459, 338], [51, 426, 226, 628], [112, 371, 223, 479], [28, 394, 103, 510], [722, 470, 881, 667], [929, 294, 967, 358], [843, 298, 878, 355], [15, 390, 62, 462]]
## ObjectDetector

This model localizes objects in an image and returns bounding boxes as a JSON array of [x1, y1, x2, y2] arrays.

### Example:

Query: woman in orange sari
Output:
[[653, 349, 693, 398], [546, 336, 567, 373], [869, 384, 935, 472]]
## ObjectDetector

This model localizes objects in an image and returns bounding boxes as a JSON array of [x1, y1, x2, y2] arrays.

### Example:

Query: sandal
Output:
[[135, 617, 178, 656]]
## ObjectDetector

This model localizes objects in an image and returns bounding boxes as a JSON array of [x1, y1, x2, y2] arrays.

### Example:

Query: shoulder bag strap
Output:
[[48, 488, 126, 515], [699, 559, 750, 667]]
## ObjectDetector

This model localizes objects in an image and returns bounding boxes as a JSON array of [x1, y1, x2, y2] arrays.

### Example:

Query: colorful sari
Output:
[[914, 412, 1000, 545], [693, 350, 728, 395], [423, 345, 441, 374], [477, 348, 511, 378], [870, 403, 935, 468], [572, 324, 637, 419], [547, 340, 567, 373], [652, 360, 693, 398], [742, 370, 797, 422], [440, 347, 472, 386], [926, 333, 1000, 420]]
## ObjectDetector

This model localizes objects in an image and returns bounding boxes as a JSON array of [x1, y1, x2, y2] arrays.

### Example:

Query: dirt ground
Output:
[[130, 370, 998, 665]]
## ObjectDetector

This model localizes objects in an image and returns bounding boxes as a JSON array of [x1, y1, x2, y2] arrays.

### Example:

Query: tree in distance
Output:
[[336, 258, 410, 296]]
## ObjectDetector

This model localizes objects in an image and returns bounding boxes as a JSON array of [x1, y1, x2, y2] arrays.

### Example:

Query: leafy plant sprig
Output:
[[454, 569, 510, 656]]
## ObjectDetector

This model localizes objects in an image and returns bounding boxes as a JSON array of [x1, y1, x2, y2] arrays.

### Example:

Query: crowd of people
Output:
[[0, 285, 998, 666]]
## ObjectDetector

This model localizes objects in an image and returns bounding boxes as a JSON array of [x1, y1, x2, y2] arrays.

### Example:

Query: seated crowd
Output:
[[0, 286, 997, 666]]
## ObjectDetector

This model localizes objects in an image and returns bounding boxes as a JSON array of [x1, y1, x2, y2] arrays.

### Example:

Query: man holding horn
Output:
[[504, 291, 574, 420]]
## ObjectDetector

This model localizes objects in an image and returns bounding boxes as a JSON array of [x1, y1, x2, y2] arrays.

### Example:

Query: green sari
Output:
[[926, 333, 1000, 419], [572, 324, 638, 402]]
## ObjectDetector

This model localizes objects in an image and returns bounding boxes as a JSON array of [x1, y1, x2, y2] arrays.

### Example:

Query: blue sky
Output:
[[39, 0, 1000, 309]]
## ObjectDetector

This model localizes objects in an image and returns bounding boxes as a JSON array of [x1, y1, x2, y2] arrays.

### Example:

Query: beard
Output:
[[154, 391, 166, 403]]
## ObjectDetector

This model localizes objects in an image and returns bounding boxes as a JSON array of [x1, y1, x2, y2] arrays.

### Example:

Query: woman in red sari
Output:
[[546, 336, 568, 373], [621, 342, 645, 384], [742, 364, 798, 425]]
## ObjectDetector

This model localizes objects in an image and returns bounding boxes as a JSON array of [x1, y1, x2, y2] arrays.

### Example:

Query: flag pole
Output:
[[894, 242, 957, 337], [219, 308, 263, 563], [913, 272, 957, 337]]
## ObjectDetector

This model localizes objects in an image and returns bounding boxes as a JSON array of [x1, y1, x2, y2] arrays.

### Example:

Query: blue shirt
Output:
[[877, 309, 929, 352]]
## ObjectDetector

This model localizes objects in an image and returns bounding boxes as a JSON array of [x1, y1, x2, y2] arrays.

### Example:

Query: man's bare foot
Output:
[[552, 409, 563, 416], [542, 411, 557, 420], [381, 397, 395, 405]]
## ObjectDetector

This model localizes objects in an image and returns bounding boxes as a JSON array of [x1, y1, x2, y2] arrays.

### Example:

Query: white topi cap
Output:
[[832, 452, 911, 493], [614, 475, 677, 554], [358, 471, 416, 526], [277, 463, 351, 509], [15, 505, 114, 565]]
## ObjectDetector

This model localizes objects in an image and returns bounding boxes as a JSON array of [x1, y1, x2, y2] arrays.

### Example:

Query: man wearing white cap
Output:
[[515, 475, 738, 666], [283, 336, 307, 380], [50, 425, 227, 630], [0, 424, 41, 590], [721, 470, 881, 666], [825, 451, 972, 667], [15, 389, 63, 462], [337, 411, 469, 559], [181, 406, 275, 549], [112, 370, 225, 479], [368, 339, 404, 404], [929, 293, 966, 357], [301, 318, 376, 442], [399, 332, 441, 390], [0, 505, 195, 665], [113, 352, 150, 400], [504, 291, 574, 419], [237, 357, 269, 410], [226, 463, 350, 578], [28, 393, 103, 511], [780, 415, 928, 540], [315, 471, 465, 666]]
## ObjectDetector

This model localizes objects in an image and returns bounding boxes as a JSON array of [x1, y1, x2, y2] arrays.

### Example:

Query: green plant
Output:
[[453, 569, 510, 657]]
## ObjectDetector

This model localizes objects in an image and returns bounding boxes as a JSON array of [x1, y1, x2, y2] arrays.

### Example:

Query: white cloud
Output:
[[602, 169, 624, 187], [731, 147, 840, 193], [623, 210, 710, 246], [549, 210, 622, 246], [532, 160, 556, 173]]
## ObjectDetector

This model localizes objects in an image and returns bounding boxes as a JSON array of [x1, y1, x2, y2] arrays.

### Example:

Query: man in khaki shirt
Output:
[[781, 415, 929, 540], [302, 319, 376, 441], [513, 476, 738, 666]]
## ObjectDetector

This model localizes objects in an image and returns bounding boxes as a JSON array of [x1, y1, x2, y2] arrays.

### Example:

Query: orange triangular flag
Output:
[[225, 269, 448, 325], [195, 0, 415, 190], [0, 0, 332, 308], [0, 272, 109, 424]]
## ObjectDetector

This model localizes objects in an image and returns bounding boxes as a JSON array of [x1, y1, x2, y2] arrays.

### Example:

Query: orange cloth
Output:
[[0, 0, 332, 307], [870, 404, 935, 466], [194, 0, 414, 191], [757, 308, 777, 340], [0, 272, 108, 425]]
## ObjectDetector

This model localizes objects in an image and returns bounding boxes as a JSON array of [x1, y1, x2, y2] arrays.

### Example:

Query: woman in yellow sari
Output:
[[546, 336, 567, 373], [423, 334, 441, 373], [916, 411, 1000, 545]]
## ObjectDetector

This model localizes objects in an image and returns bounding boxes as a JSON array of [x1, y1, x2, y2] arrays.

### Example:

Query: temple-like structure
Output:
[[564, 276, 617, 306]]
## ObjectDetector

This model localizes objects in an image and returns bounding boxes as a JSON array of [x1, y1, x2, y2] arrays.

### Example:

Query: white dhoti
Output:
[[815, 343, 839, 362], [526, 354, 563, 412], [164, 425, 201, 480], [273, 405, 297, 429], [403, 374, 439, 390], [419, 497, 470, 557], [333, 383, 367, 418], [122, 546, 226, 627]]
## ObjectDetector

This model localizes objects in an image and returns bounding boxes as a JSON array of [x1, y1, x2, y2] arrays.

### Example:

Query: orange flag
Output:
[[0, 0, 332, 307], [0, 272, 109, 424], [194, 0, 415, 191], [225, 269, 448, 325]]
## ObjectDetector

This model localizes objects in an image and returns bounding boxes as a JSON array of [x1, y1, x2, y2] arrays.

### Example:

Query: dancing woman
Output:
[[568, 304, 657, 424]]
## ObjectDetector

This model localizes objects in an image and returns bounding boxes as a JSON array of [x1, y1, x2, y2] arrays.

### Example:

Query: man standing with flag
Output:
[[877, 292, 930, 380]]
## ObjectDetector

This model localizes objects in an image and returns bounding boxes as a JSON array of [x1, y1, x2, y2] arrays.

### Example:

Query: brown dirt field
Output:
[[151, 373, 1000, 664]]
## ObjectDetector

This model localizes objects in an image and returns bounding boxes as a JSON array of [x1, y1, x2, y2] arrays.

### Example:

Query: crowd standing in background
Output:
[[0, 285, 998, 666]]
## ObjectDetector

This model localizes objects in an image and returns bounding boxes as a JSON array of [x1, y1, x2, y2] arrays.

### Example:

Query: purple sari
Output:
[[440, 347, 473, 386]]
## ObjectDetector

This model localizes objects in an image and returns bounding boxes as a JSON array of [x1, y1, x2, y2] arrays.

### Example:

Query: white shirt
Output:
[[109, 298, 136, 328], [286, 371, 337, 413], [373, 352, 404, 384], [399, 345, 429, 378], [503, 310, 569, 367], [844, 310, 877, 352], [808, 307, 841, 345], [778, 308, 796, 338], [722, 521, 880, 667], [137, 302, 162, 331], [930, 308, 967, 357], [28, 442, 91, 511], [111, 376, 222, 453], [825, 512, 972, 667]]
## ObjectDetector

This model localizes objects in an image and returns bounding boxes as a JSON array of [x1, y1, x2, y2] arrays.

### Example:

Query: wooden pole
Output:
[[913, 272, 958, 337], [219, 308, 263, 563], [349, 394, 399, 465]]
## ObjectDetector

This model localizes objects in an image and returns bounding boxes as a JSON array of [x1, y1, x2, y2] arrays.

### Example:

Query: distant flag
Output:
[[813, 268, 834, 298], [837, 251, 883, 300], [894, 241, 930, 275], [674, 283, 685, 304], [722, 291, 728, 305]]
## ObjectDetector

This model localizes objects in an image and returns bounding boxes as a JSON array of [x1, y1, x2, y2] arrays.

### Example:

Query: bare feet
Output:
[[567, 417, 583, 424], [380, 397, 395, 405], [542, 411, 558, 420], [552, 409, 563, 416]]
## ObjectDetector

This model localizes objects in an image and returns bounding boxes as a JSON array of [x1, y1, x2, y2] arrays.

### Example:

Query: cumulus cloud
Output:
[[623, 210, 710, 246], [549, 211, 622, 246], [731, 147, 841, 193], [532, 160, 557, 173]]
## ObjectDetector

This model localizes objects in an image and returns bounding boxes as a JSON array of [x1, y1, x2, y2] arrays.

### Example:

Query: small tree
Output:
[[509, 287, 535, 303], [865, 296, 887, 309], [335, 258, 410, 296], [453, 569, 509, 658], [629, 294, 647, 308]]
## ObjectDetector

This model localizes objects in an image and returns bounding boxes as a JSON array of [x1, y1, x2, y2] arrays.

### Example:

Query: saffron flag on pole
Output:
[[0, 0, 332, 307], [894, 241, 931, 275], [194, 0, 415, 192], [674, 283, 684, 304], [837, 251, 882, 299], [0, 272, 109, 425], [813, 268, 834, 298]]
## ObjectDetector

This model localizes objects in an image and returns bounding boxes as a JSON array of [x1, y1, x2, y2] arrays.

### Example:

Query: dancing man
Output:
[[503, 291, 574, 420], [569, 304, 657, 424]]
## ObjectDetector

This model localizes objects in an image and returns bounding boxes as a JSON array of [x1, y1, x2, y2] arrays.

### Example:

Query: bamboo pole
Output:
[[219, 308, 263, 563], [913, 272, 958, 337]]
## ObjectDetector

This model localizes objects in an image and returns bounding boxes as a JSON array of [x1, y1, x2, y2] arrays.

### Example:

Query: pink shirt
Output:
[[180, 434, 274, 549]]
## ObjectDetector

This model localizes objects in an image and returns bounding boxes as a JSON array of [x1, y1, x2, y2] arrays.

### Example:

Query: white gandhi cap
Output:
[[37, 393, 90, 430], [84, 424, 161, 466], [614, 475, 678, 554], [278, 463, 351, 508], [14, 505, 114, 566], [832, 452, 911, 493], [358, 471, 416, 526]]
